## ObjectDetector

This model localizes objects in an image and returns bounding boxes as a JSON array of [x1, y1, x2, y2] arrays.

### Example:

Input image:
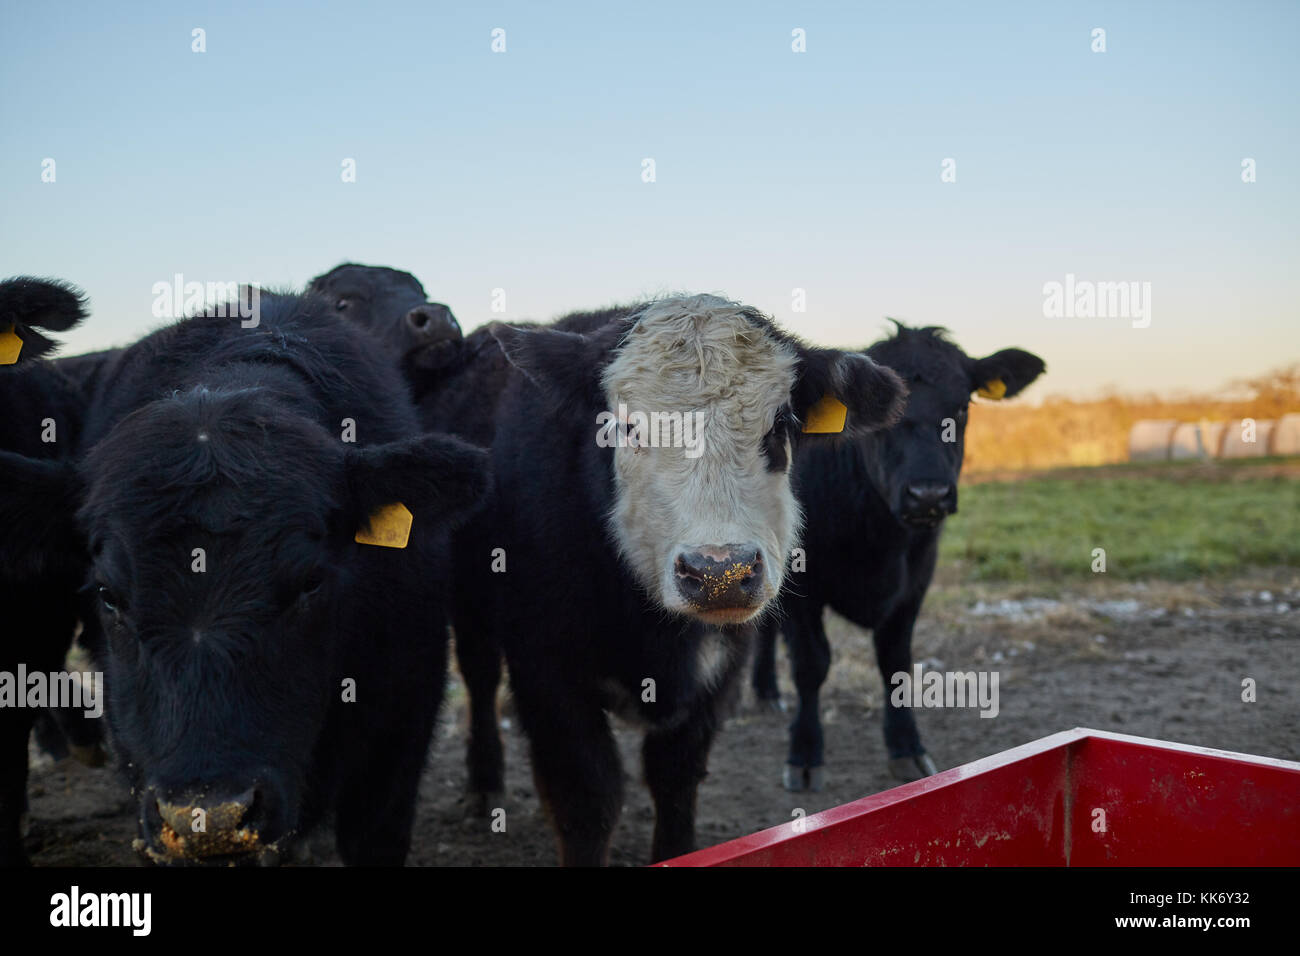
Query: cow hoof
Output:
[[463, 790, 505, 820], [782, 764, 825, 792], [69, 742, 108, 768], [889, 753, 939, 782], [757, 696, 786, 715]]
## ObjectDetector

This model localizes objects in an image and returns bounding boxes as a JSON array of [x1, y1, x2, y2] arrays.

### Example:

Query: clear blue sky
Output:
[[3, 1, 1296, 398]]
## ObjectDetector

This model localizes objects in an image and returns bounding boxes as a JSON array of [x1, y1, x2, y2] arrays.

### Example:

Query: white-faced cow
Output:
[[751, 323, 1045, 789], [453, 295, 906, 864]]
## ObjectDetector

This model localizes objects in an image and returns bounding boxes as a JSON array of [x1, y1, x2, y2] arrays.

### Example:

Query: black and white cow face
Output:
[[492, 295, 907, 626], [864, 324, 1045, 528], [309, 264, 462, 373]]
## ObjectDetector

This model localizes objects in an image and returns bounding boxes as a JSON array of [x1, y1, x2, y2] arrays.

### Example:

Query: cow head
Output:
[[491, 295, 907, 625], [33, 378, 488, 865], [862, 323, 1045, 528], [308, 263, 462, 377]]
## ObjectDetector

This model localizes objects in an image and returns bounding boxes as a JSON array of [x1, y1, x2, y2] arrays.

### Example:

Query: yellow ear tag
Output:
[[355, 502, 413, 549], [801, 395, 848, 433], [977, 378, 1007, 400], [0, 324, 22, 365]]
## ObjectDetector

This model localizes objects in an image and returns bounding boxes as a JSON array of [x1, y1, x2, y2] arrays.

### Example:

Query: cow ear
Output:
[[0, 277, 88, 363], [793, 348, 907, 438], [344, 432, 490, 538], [489, 322, 607, 415], [0, 451, 83, 577], [969, 348, 1045, 400]]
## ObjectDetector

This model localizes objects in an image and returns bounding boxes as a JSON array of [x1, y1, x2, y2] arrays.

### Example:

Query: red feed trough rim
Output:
[[655, 728, 1300, 867]]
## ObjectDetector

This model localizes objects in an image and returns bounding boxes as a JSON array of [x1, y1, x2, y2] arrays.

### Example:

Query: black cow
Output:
[[752, 323, 1045, 789], [1, 290, 489, 865], [308, 263, 463, 386], [0, 277, 95, 865], [453, 295, 905, 865], [309, 266, 646, 819]]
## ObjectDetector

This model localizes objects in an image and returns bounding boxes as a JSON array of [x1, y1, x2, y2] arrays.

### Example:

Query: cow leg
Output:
[[454, 624, 505, 817], [784, 603, 829, 792], [63, 610, 109, 767], [873, 597, 939, 781], [0, 711, 33, 866], [513, 681, 622, 866], [3, 607, 78, 865], [31, 710, 69, 761], [642, 665, 738, 863], [750, 615, 783, 711], [334, 618, 447, 866], [334, 687, 441, 865], [36, 688, 108, 768]]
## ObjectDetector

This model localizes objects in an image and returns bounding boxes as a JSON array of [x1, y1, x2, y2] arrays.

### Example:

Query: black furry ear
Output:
[[489, 322, 612, 416], [793, 348, 907, 437], [345, 432, 490, 535], [968, 348, 1046, 400], [0, 277, 88, 362]]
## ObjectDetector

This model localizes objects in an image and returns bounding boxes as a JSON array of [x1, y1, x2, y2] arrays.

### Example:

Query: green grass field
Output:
[[940, 458, 1300, 582]]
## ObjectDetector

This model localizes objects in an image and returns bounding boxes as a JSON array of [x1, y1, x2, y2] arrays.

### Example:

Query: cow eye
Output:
[[97, 585, 121, 614], [335, 297, 350, 311], [618, 421, 646, 452], [301, 571, 325, 596], [764, 408, 792, 445], [762, 410, 791, 472]]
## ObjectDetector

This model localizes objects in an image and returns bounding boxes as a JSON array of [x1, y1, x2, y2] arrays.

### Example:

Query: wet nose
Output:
[[674, 545, 765, 610], [152, 785, 268, 858], [903, 482, 955, 514], [405, 303, 461, 344]]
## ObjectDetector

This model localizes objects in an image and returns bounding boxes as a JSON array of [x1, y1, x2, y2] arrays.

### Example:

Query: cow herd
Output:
[[0, 266, 1044, 866]]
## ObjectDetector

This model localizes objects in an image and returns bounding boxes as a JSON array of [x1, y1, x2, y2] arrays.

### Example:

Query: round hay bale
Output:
[[1221, 419, 1276, 458], [1170, 421, 1227, 459], [1271, 413, 1300, 456], [1128, 420, 1178, 462], [1199, 421, 1227, 458], [1169, 423, 1203, 460]]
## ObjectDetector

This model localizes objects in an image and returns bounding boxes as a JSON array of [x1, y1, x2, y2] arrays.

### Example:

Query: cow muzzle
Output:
[[900, 482, 957, 528], [405, 303, 463, 370], [673, 544, 768, 623], [136, 782, 287, 866]]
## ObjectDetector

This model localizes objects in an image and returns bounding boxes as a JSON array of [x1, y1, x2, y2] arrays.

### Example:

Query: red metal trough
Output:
[[658, 729, 1300, 866]]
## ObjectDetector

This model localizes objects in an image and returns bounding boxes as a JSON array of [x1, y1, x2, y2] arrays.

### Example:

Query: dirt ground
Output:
[[24, 570, 1299, 866]]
